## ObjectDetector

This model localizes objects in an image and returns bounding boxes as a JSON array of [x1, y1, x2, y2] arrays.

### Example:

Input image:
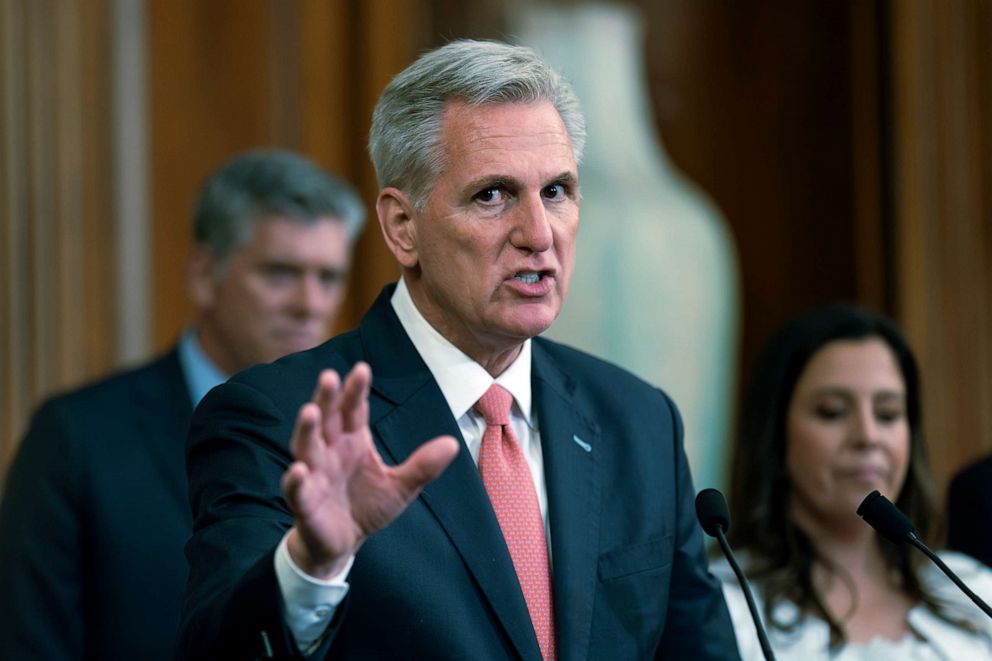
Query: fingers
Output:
[[290, 402, 324, 465], [394, 435, 461, 495], [339, 362, 371, 433], [281, 461, 311, 516], [313, 369, 343, 442], [310, 363, 372, 442]]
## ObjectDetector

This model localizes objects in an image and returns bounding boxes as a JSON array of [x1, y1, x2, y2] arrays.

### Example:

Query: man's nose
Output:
[[291, 274, 331, 317], [511, 195, 553, 253]]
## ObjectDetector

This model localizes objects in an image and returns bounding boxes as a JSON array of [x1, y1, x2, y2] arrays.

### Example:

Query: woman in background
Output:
[[717, 303, 992, 659]]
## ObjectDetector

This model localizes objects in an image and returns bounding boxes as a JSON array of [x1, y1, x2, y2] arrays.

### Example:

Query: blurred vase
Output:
[[511, 1, 740, 491]]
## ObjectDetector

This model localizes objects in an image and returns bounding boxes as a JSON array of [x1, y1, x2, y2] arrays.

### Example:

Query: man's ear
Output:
[[186, 245, 218, 309], [377, 188, 419, 269]]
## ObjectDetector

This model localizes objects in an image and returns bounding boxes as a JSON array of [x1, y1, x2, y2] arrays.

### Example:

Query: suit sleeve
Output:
[[177, 379, 341, 660], [0, 400, 86, 659], [653, 392, 742, 659]]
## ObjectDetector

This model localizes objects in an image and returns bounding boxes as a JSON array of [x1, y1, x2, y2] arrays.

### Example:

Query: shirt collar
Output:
[[177, 328, 229, 407], [390, 277, 533, 425]]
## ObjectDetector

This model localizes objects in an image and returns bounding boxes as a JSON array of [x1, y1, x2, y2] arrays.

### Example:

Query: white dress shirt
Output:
[[275, 278, 550, 651]]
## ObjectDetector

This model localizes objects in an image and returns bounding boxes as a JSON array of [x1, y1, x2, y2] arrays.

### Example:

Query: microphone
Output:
[[695, 488, 776, 661], [857, 490, 992, 619]]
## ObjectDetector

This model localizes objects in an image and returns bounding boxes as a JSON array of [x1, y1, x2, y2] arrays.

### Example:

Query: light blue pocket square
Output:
[[572, 435, 592, 452]]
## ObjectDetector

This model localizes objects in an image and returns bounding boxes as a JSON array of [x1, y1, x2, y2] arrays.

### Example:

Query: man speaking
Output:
[[179, 40, 739, 660]]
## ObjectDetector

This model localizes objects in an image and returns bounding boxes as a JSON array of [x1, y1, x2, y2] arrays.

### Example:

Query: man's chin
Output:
[[500, 309, 558, 341], [271, 337, 323, 359]]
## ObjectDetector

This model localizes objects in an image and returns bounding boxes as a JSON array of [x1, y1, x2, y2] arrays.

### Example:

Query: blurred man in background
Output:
[[0, 149, 365, 660]]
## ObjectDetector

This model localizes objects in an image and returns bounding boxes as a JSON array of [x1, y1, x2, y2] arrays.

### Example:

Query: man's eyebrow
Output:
[[462, 171, 578, 191], [462, 174, 518, 192], [549, 171, 578, 185]]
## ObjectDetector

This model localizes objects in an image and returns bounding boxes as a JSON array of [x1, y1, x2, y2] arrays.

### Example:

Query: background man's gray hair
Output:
[[368, 39, 587, 210], [194, 149, 366, 264]]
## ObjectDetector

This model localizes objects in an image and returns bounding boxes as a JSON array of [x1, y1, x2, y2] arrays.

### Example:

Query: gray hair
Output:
[[368, 39, 586, 210], [193, 149, 365, 263]]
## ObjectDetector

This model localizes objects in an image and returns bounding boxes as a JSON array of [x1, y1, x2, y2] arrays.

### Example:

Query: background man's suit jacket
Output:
[[179, 285, 739, 660], [947, 455, 992, 567], [0, 350, 194, 660]]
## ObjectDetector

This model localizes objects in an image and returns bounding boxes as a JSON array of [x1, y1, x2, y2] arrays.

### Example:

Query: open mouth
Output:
[[512, 271, 542, 285]]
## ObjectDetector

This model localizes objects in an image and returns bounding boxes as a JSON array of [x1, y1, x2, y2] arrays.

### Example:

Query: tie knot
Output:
[[474, 384, 513, 427]]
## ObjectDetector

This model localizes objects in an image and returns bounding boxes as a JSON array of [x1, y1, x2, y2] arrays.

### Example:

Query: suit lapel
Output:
[[359, 289, 543, 661], [533, 341, 602, 661]]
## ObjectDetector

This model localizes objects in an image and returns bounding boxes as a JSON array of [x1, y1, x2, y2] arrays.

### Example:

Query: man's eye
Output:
[[542, 183, 567, 199], [259, 264, 298, 283], [474, 187, 505, 205], [319, 270, 346, 287]]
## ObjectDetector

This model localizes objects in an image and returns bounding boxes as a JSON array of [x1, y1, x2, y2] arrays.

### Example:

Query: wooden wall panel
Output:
[[0, 0, 115, 480], [890, 0, 992, 492], [849, 0, 890, 312], [345, 0, 432, 322]]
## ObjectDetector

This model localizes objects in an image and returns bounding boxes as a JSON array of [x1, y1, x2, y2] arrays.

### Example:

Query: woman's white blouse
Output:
[[712, 551, 992, 660]]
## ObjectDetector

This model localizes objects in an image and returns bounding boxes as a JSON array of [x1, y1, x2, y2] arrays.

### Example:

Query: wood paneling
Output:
[[0, 0, 115, 479], [891, 0, 992, 491], [345, 0, 432, 322]]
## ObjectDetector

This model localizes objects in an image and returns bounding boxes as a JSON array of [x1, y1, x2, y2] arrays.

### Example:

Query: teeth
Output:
[[513, 272, 540, 285]]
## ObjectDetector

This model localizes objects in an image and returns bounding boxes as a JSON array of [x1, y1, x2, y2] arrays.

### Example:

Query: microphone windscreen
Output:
[[695, 488, 731, 537], [857, 490, 915, 543]]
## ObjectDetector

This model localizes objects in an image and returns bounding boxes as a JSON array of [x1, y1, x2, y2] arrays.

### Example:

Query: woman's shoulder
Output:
[[910, 550, 992, 655], [923, 550, 992, 615], [712, 550, 992, 658], [927, 550, 992, 596], [707, 554, 735, 582], [708, 555, 830, 658], [934, 549, 991, 571]]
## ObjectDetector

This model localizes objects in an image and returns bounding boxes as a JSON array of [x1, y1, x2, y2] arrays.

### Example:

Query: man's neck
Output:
[[402, 278, 525, 377]]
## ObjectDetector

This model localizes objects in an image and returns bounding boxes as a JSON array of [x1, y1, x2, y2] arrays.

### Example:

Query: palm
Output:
[[282, 363, 459, 578]]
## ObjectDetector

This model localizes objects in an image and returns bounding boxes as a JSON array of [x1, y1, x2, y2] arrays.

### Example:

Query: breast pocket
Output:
[[598, 536, 674, 582], [592, 535, 674, 653]]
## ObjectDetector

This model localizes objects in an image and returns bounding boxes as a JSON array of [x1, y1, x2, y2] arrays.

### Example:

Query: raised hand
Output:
[[281, 362, 460, 579]]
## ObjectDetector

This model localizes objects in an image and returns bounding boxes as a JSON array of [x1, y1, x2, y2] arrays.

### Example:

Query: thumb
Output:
[[395, 435, 461, 494]]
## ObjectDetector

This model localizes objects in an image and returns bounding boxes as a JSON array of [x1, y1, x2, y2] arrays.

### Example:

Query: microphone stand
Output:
[[858, 489, 992, 620], [906, 532, 992, 619], [712, 524, 776, 661]]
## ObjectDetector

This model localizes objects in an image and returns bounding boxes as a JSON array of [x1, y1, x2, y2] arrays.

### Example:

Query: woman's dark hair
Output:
[[726, 302, 945, 648]]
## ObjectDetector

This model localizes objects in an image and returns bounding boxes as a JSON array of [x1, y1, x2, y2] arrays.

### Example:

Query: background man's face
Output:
[[194, 216, 351, 374], [406, 100, 580, 362]]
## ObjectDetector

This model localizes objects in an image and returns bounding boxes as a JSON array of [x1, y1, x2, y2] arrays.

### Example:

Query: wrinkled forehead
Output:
[[436, 100, 577, 174]]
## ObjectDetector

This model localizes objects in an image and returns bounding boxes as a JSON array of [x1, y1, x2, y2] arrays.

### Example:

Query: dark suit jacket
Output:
[[0, 349, 195, 660], [179, 285, 739, 660], [947, 455, 992, 568]]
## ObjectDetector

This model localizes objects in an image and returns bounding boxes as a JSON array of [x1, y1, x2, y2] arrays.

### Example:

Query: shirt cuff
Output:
[[274, 532, 353, 652]]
